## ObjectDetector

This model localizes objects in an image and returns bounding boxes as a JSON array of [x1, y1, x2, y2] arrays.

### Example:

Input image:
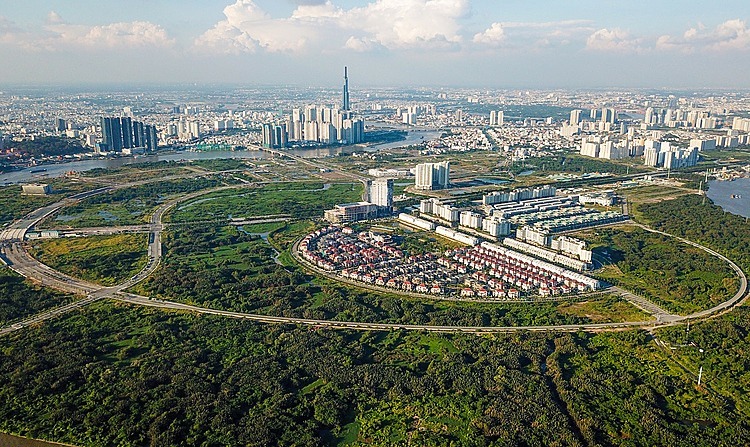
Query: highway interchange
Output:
[[0, 170, 747, 337]]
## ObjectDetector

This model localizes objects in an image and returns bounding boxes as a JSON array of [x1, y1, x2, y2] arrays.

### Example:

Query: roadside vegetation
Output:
[[573, 225, 738, 314], [45, 177, 227, 228], [29, 234, 148, 286], [0, 267, 75, 326]]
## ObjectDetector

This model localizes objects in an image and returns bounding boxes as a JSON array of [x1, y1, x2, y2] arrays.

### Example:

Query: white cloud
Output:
[[342, 0, 468, 50], [657, 19, 750, 52], [0, 12, 173, 51], [344, 36, 382, 52], [196, 0, 328, 53], [45, 21, 175, 49], [46, 11, 64, 25], [586, 28, 643, 52], [473, 23, 505, 46], [474, 20, 593, 48], [0, 16, 31, 47], [291, 2, 343, 21], [195, 0, 468, 54]]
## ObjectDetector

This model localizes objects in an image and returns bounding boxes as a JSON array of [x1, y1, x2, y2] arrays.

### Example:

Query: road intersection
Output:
[[0, 178, 747, 337]]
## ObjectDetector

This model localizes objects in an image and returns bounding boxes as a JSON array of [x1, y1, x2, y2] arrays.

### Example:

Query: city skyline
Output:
[[0, 1, 749, 88]]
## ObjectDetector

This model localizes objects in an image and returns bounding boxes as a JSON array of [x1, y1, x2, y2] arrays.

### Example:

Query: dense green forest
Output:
[[636, 194, 750, 273], [0, 302, 749, 446]]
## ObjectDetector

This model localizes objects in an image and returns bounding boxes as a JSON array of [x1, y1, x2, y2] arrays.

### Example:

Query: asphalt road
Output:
[[1, 175, 747, 336]]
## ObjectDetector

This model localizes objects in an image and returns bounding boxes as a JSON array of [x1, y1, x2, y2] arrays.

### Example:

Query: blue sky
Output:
[[0, 0, 748, 87]]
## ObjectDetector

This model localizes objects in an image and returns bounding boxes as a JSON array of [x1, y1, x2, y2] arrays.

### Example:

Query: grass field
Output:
[[169, 182, 362, 222], [557, 295, 653, 323], [43, 177, 227, 228], [29, 234, 149, 286], [0, 180, 91, 226]]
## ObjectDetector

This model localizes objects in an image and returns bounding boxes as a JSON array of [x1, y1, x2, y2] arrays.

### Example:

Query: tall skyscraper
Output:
[[121, 117, 133, 149], [100, 117, 123, 152], [342, 66, 350, 112], [601, 108, 616, 124], [101, 116, 158, 152], [54, 118, 67, 132]]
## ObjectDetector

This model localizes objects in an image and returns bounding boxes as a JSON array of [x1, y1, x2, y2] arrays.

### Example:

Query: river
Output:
[[706, 178, 750, 218], [1, 128, 441, 185]]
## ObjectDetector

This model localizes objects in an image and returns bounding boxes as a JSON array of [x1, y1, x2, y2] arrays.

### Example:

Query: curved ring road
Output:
[[1, 181, 747, 336]]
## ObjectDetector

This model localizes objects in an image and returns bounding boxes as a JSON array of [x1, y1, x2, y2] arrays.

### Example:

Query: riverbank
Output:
[[706, 177, 750, 218], [1, 127, 442, 186]]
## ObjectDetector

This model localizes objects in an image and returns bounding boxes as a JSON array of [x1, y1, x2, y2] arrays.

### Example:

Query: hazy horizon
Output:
[[1, 0, 748, 88]]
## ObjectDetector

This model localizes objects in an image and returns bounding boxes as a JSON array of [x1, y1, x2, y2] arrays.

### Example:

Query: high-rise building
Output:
[[100, 117, 122, 152], [274, 124, 288, 148], [569, 109, 582, 125], [644, 107, 655, 125], [101, 117, 157, 152], [489, 110, 504, 126], [262, 124, 273, 148], [414, 161, 450, 190], [54, 118, 67, 132], [121, 117, 133, 149], [342, 66, 350, 112], [369, 178, 393, 210], [644, 147, 659, 167], [601, 108, 616, 124]]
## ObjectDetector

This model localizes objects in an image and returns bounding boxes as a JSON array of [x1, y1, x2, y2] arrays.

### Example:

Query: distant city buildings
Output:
[[262, 67, 365, 148], [99, 117, 157, 153], [641, 140, 699, 168], [642, 106, 718, 129], [414, 161, 450, 190]]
